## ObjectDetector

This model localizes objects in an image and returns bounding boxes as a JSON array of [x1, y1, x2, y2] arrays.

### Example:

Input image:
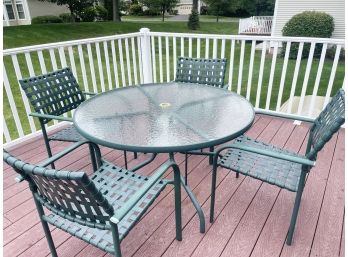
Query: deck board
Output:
[[2, 115, 345, 257]]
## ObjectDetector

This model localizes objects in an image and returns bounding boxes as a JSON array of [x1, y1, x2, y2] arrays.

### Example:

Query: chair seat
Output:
[[43, 160, 168, 254], [219, 136, 305, 192], [49, 125, 85, 142]]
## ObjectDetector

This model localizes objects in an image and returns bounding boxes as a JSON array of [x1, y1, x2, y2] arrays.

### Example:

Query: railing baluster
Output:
[[173, 37, 177, 79], [287, 42, 304, 113], [151, 36, 157, 83], [220, 39, 226, 58], [323, 44, 342, 108], [237, 40, 245, 95], [308, 43, 327, 117], [137, 36, 143, 84], [58, 46, 67, 68], [95, 42, 105, 92], [131, 37, 138, 85], [255, 40, 267, 108], [118, 39, 126, 87], [111, 40, 120, 88], [78, 44, 89, 92], [246, 40, 256, 100], [205, 38, 209, 59], [166, 36, 170, 82], [197, 38, 201, 58], [158, 36, 163, 83], [297, 42, 315, 115], [67, 46, 78, 81], [37, 50, 47, 74], [3, 65, 24, 137], [265, 41, 279, 110], [125, 38, 133, 85], [11, 54, 37, 131], [3, 116, 12, 143], [87, 43, 98, 93], [103, 41, 113, 90], [212, 38, 217, 59], [228, 39, 235, 91], [49, 49, 58, 70], [189, 37, 192, 58], [276, 41, 291, 111], [24, 52, 35, 76], [180, 37, 184, 57]]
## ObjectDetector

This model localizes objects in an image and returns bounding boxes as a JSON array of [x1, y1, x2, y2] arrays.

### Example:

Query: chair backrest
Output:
[[306, 89, 345, 160], [3, 151, 114, 230], [19, 67, 85, 124], [175, 57, 227, 88]]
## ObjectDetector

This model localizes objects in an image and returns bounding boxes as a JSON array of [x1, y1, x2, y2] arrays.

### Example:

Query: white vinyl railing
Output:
[[239, 16, 273, 35], [3, 28, 345, 146]]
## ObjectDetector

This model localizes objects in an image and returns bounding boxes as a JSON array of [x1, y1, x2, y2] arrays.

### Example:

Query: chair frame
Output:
[[4, 141, 182, 257], [210, 89, 345, 245]]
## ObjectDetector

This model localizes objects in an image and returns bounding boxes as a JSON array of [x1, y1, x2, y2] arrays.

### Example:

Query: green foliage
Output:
[[59, 13, 74, 23], [129, 4, 143, 15], [80, 6, 96, 22], [38, 0, 94, 19], [282, 11, 334, 58], [188, 10, 200, 30], [95, 5, 108, 20], [140, 0, 179, 21], [31, 15, 63, 24]]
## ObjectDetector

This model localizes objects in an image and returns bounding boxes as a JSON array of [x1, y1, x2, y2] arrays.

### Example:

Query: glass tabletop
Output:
[[73, 82, 255, 153]]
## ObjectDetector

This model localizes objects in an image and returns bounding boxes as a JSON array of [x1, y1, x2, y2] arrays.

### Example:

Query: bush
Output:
[[200, 6, 208, 15], [95, 5, 108, 20], [59, 13, 74, 23], [31, 15, 63, 24], [80, 6, 96, 22], [168, 9, 178, 15], [282, 11, 334, 58], [326, 46, 345, 61], [143, 9, 160, 16], [188, 10, 200, 30], [129, 4, 143, 15]]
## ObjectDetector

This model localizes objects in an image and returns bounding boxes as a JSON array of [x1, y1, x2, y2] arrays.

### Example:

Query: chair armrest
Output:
[[216, 143, 315, 167], [254, 109, 315, 123], [15, 175, 25, 183], [30, 112, 73, 122], [110, 158, 176, 224], [82, 91, 97, 96], [38, 140, 90, 167]]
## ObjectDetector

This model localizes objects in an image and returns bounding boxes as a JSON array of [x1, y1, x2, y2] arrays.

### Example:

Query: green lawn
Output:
[[3, 21, 344, 141]]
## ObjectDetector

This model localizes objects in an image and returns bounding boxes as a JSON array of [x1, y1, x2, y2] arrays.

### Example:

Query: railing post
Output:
[[139, 28, 153, 84]]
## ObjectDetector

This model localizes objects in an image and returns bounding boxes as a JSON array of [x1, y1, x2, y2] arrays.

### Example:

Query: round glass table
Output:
[[73, 82, 255, 233], [74, 82, 255, 153]]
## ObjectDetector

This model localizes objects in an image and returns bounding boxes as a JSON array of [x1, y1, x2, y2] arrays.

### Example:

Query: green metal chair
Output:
[[175, 56, 228, 89], [19, 67, 136, 169], [210, 89, 345, 245], [3, 141, 182, 257], [175, 57, 228, 184]]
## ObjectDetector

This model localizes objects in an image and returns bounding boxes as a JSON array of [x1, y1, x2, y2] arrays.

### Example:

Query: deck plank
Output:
[[2, 115, 344, 257], [309, 130, 345, 257]]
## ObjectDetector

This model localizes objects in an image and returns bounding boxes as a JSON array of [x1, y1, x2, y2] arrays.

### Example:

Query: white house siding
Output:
[[27, 0, 69, 18], [272, 0, 345, 39], [176, 0, 204, 15]]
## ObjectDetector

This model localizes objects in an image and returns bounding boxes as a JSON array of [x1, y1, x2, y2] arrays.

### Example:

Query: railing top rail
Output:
[[147, 31, 345, 44], [3, 32, 142, 56]]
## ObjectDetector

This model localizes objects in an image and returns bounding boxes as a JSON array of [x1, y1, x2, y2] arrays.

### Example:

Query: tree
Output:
[[203, 0, 231, 22], [192, 0, 198, 12], [39, 0, 94, 21], [113, 0, 121, 22], [140, 0, 179, 21]]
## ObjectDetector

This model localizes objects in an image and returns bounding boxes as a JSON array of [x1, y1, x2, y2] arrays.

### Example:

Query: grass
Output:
[[3, 21, 344, 141]]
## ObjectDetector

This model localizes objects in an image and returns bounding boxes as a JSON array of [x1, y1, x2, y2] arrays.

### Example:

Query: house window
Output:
[[5, 2, 15, 20], [16, 3, 25, 19]]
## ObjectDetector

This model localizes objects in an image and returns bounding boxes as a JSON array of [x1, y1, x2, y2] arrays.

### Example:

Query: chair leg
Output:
[[89, 144, 98, 171], [184, 153, 188, 186], [236, 171, 239, 178], [133, 152, 138, 159], [41, 122, 55, 169], [110, 222, 122, 257], [32, 193, 58, 257], [210, 155, 218, 223], [286, 171, 306, 245], [209, 146, 214, 165], [124, 151, 128, 169], [170, 153, 182, 241]]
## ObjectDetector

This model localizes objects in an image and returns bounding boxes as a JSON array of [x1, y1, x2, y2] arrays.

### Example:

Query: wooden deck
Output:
[[3, 114, 345, 257]]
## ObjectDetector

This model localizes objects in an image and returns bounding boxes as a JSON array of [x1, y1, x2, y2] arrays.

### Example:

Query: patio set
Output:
[[3, 57, 345, 257]]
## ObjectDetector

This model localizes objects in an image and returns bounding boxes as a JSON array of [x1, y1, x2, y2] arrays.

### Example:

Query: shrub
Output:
[[95, 5, 108, 20], [143, 9, 160, 16], [80, 6, 96, 22], [326, 46, 345, 61], [31, 15, 63, 24], [200, 6, 208, 15], [168, 9, 178, 15], [282, 11, 334, 58], [188, 10, 200, 30], [59, 13, 74, 23], [129, 4, 143, 15]]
